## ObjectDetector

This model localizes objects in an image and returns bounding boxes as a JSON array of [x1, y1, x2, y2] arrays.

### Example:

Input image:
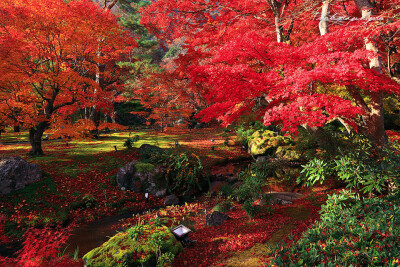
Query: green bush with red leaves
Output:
[[268, 190, 400, 266]]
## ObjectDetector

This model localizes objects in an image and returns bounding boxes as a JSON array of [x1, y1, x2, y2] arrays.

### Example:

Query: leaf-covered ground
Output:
[[0, 128, 245, 244], [2, 128, 395, 265]]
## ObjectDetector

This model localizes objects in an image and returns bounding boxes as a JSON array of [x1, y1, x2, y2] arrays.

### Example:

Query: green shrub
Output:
[[233, 162, 274, 217], [293, 123, 349, 161], [233, 161, 276, 203], [219, 184, 234, 198], [298, 136, 400, 197], [83, 219, 182, 267], [268, 190, 400, 266], [155, 148, 209, 196], [70, 194, 97, 210], [123, 135, 140, 149], [233, 170, 265, 203]]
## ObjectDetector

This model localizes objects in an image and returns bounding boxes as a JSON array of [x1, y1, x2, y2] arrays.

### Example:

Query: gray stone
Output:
[[164, 194, 179, 205], [272, 198, 293, 205], [266, 192, 302, 205], [116, 161, 166, 197], [155, 188, 167, 197], [206, 211, 230, 226], [0, 157, 43, 195]]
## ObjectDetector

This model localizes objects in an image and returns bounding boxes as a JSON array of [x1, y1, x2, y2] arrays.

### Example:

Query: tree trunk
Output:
[[365, 91, 387, 146], [269, 0, 284, 43], [275, 14, 284, 43], [319, 0, 331, 35], [29, 122, 47, 155], [89, 107, 100, 138], [353, 0, 387, 147], [13, 125, 20, 132], [90, 44, 106, 139]]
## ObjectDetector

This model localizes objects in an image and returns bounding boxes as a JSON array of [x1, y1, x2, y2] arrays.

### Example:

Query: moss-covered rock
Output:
[[248, 131, 291, 156], [135, 162, 156, 173], [275, 146, 301, 161], [83, 222, 182, 267], [116, 161, 167, 197]]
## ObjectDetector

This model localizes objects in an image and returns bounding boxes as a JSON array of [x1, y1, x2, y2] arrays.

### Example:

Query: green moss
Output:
[[83, 223, 182, 267], [275, 146, 301, 161], [135, 162, 156, 173], [248, 130, 291, 156]]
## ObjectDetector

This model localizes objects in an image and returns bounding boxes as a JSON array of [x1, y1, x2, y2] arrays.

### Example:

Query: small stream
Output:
[[65, 212, 134, 257]]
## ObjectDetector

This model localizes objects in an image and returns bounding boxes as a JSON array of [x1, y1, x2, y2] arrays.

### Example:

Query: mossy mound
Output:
[[248, 130, 292, 156], [83, 222, 182, 267]]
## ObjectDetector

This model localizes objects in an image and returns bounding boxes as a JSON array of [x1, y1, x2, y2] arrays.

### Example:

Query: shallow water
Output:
[[64, 212, 133, 257]]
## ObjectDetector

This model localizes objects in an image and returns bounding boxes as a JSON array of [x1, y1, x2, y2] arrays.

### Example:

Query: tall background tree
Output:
[[0, 0, 136, 154]]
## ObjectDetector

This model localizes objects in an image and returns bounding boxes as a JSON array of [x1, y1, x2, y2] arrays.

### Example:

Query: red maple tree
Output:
[[140, 0, 400, 146], [0, 0, 136, 154]]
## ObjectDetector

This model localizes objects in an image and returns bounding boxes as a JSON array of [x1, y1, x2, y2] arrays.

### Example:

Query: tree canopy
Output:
[[140, 0, 400, 146], [0, 0, 136, 154]]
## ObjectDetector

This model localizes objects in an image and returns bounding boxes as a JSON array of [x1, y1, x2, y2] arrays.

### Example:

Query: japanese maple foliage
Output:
[[0, 0, 136, 154], [141, 0, 400, 146]]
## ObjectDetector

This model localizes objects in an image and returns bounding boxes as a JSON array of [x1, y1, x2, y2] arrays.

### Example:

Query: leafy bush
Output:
[[233, 161, 275, 202], [152, 148, 209, 196], [298, 136, 400, 197], [233, 162, 274, 217], [138, 145, 165, 163], [83, 219, 182, 267], [233, 170, 265, 203], [268, 190, 400, 266], [293, 122, 350, 161], [219, 183, 234, 198], [123, 135, 140, 149], [138, 146, 209, 196]]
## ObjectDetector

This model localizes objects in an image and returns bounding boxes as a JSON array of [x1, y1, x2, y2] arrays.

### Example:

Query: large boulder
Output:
[[0, 157, 43, 195], [206, 211, 230, 226], [116, 161, 166, 197], [248, 130, 291, 156]]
